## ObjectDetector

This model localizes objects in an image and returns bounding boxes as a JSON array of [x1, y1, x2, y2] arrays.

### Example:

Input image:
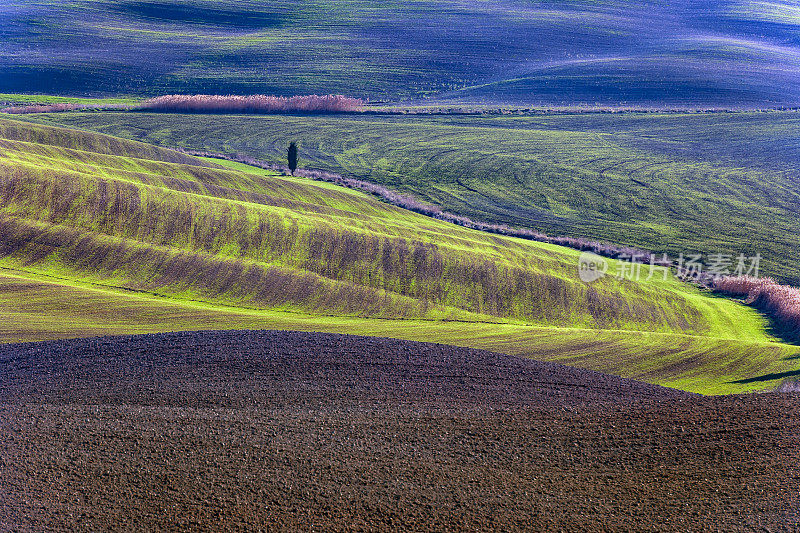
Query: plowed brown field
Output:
[[1, 331, 798, 531]]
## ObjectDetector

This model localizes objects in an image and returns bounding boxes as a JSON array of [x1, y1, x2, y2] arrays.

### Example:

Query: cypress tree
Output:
[[288, 141, 298, 176]]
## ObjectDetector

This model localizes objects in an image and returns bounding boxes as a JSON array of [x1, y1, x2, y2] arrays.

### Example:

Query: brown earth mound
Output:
[[1, 330, 798, 531]]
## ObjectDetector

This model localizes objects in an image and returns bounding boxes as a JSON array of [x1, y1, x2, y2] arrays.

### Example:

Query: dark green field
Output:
[[4, 0, 800, 106], [37, 110, 800, 284]]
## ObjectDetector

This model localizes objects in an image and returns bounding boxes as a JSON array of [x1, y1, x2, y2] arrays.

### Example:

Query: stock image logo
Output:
[[578, 251, 761, 283], [578, 252, 608, 283]]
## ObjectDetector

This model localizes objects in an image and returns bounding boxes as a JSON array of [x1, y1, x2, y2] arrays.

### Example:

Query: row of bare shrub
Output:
[[2, 104, 87, 114], [713, 276, 800, 339], [182, 150, 655, 262], [138, 94, 364, 114], [375, 106, 758, 116], [1, 103, 131, 114], [4, 99, 785, 116]]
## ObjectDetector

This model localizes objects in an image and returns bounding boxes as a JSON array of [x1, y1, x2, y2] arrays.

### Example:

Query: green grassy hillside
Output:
[[0, 116, 798, 394], [4, 0, 800, 106], [39, 110, 800, 284], [3, 270, 798, 395], [0, 117, 717, 329]]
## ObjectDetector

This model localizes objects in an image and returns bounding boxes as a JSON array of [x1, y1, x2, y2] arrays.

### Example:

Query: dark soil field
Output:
[[1, 330, 799, 531]]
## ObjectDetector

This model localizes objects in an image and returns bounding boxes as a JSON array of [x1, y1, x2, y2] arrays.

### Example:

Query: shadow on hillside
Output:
[[702, 290, 800, 346], [729, 368, 800, 385], [758, 324, 800, 347]]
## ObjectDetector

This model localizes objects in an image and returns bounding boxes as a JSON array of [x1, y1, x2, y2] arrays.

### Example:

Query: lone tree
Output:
[[287, 141, 298, 175]]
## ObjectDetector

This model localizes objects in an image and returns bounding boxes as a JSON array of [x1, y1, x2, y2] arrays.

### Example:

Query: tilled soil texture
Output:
[[1, 330, 798, 532]]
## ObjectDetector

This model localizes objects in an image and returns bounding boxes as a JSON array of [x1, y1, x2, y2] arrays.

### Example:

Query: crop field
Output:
[[3, 331, 799, 530], [4, 1, 800, 106], [0, 116, 798, 394], [38, 110, 800, 284]]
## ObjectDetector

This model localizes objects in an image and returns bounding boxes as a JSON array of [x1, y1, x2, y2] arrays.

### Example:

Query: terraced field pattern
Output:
[[1, 115, 799, 395]]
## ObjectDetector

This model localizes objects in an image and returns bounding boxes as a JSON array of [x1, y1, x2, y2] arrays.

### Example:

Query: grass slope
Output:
[[0, 94, 141, 106], [41, 110, 800, 284], [1, 271, 798, 395], [0, 116, 798, 394], [0, 117, 717, 330], [3, 0, 800, 106]]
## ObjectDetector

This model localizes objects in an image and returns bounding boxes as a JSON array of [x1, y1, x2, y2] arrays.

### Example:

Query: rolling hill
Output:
[[3, 0, 800, 106], [38, 110, 800, 285], [0, 116, 798, 394], [4, 331, 798, 530]]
